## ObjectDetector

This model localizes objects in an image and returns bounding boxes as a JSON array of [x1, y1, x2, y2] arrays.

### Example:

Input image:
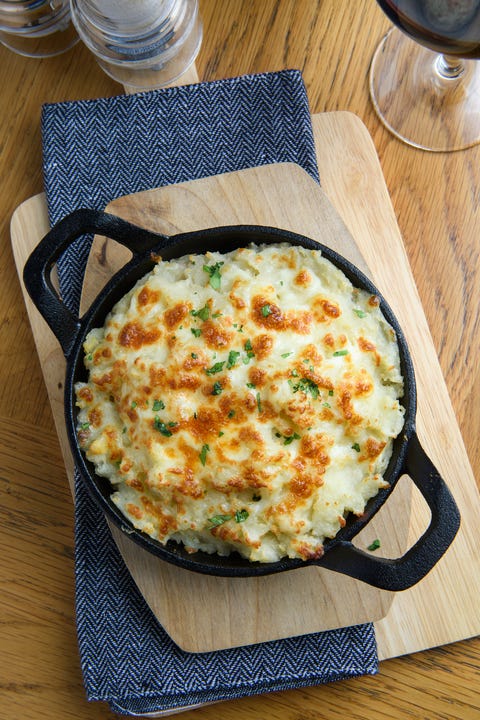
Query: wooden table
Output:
[[1, 1, 479, 718]]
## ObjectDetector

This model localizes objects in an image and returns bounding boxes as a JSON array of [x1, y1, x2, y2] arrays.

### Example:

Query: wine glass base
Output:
[[370, 27, 480, 152]]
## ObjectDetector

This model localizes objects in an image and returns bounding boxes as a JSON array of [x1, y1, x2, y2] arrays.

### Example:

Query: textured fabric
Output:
[[41, 70, 378, 716]]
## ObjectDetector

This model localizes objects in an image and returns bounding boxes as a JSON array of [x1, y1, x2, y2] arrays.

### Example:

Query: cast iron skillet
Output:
[[23, 208, 461, 591]]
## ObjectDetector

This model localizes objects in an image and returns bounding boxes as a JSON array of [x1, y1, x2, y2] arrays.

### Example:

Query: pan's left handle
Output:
[[23, 208, 168, 357]]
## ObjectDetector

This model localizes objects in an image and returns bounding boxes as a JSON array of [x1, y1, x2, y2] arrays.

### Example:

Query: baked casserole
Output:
[[75, 243, 405, 562]]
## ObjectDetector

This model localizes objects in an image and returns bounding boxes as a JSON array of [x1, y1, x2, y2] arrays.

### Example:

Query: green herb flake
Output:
[[246, 382, 256, 389], [218, 431, 224, 437], [131, 401, 137, 409], [191, 328, 202, 337], [367, 538, 381, 552], [206, 361, 225, 376], [153, 416, 175, 437], [354, 308, 367, 318], [290, 377, 320, 400], [322, 402, 331, 408], [252, 493, 261, 502], [244, 339, 255, 359], [261, 303, 272, 317], [152, 399, 165, 411], [235, 509, 249, 523], [212, 381, 223, 396], [328, 389, 334, 396], [256, 391, 262, 413], [228, 409, 236, 418], [351, 442, 361, 452], [191, 352, 198, 359], [284, 432, 301, 445], [333, 349, 349, 357], [81, 422, 90, 430], [203, 261, 224, 290], [208, 513, 232, 527], [227, 350, 241, 369], [281, 352, 292, 358], [199, 443, 210, 466], [190, 305, 210, 321]]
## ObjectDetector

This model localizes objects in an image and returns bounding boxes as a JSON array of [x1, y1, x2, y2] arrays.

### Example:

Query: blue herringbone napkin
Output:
[[41, 70, 378, 716]]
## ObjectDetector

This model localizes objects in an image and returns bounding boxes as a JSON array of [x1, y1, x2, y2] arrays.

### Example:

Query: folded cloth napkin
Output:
[[41, 69, 378, 716]]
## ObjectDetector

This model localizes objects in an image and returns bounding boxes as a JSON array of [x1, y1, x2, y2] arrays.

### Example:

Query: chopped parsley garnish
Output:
[[246, 382, 256, 389], [354, 308, 367, 318], [228, 409, 236, 418], [199, 443, 210, 466], [152, 399, 165, 411], [208, 513, 231, 527], [190, 304, 210, 321], [235, 509, 249, 523], [252, 493, 261, 501], [276, 430, 301, 445], [281, 352, 292, 358], [206, 361, 225, 375], [80, 422, 90, 430], [367, 538, 381, 552], [212, 381, 223, 396], [322, 402, 331, 408], [153, 417, 177, 437], [333, 349, 349, 357], [131, 401, 137, 409], [244, 339, 255, 358], [261, 303, 272, 317], [256, 391, 262, 413], [191, 352, 198, 359], [191, 327, 202, 337], [289, 377, 320, 400], [351, 443, 361, 452], [203, 261, 224, 290], [227, 350, 241, 369], [328, 389, 334, 396]]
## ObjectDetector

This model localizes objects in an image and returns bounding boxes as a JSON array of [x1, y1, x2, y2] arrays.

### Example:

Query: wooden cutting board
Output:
[[11, 112, 480, 659]]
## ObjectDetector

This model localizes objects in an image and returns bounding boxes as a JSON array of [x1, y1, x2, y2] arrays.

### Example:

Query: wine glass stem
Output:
[[436, 54, 465, 80]]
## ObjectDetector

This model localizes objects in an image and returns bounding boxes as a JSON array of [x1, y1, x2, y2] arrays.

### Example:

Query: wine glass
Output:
[[370, 1, 480, 151]]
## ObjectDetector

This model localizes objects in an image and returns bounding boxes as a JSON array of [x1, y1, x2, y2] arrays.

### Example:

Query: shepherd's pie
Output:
[[75, 243, 405, 562]]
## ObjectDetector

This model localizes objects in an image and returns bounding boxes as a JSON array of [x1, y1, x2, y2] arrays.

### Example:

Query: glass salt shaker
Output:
[[0, 0, 78, 57], [69, 0, 202, 91]]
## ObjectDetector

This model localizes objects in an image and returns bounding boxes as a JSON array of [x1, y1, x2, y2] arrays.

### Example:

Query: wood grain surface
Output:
[[1, 1, 480, 719]]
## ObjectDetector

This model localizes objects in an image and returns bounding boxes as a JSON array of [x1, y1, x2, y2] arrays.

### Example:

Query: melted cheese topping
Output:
[[75, 244, 405, 562]]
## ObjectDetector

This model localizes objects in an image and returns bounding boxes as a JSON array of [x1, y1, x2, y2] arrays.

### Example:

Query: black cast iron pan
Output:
[[23, 208, 461, 591]]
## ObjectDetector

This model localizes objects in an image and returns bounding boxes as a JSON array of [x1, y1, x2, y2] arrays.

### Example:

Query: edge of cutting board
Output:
[[10, 111, 480, 659]]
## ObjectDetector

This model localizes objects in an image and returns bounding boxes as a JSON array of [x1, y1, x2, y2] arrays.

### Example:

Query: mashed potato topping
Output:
[[75, 243, 405, 562]]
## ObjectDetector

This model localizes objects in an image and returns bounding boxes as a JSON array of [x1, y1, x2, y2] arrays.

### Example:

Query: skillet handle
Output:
[[319, 433, 461, 591], [23, 208, 168, 357]]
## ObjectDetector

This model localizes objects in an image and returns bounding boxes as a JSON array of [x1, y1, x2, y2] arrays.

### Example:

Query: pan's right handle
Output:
[[317, 433, 461, 591], [23, 209, 169, 357]]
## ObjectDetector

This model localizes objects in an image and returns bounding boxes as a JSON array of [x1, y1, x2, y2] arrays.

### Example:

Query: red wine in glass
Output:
[[376, 0, 480, 57], [371, 0, 480, 150]]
